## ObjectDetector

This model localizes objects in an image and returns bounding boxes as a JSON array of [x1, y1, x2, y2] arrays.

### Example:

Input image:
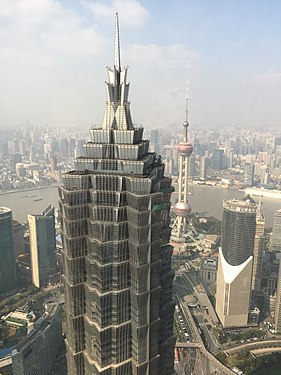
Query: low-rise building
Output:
[[199, 257, 218, 284]]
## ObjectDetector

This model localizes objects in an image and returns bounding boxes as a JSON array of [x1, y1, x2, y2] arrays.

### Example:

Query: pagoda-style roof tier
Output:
[[90, 127, 144, 145]]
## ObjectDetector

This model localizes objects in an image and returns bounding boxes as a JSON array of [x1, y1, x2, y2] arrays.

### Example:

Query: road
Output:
[[225, 339, 281, 355], [175, 293, 236, 375]]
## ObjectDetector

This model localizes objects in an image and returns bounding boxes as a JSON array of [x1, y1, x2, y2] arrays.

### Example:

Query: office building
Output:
[[221, 197, 257, 266], [12, 302, 63, 375], [13, 220, 25, 257], [216, 197, 257, 327], [199, 257, 217, 285], [252, 199, 265, 292], [188, 155, 196, 178], [150, 129, 159, 145], [0, 207, 16, 295], [244, 163, 254, 187], [261, 166, 269, 185], [275, 258, 281, 332], [200, 156, 208, 180], [28, 205, 56, 288], [228, 148, 234, 168], [59, 14, 175, 375], [211, 148, 223, 170], [216, 249, 253, 327], [272, 209, 281, 252]]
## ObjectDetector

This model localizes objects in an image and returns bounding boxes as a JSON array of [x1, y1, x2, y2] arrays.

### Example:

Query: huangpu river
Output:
[[0, 184, 280, 227]]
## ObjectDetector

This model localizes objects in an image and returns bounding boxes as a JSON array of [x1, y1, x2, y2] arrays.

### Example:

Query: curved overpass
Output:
[[225, 339, 281, 356]]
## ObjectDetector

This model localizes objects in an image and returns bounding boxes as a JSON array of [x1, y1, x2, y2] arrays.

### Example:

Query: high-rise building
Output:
[[261, 166, 269, 185], [221, 197, 257, 266], [216, 197, 257, 327], [28, 205, 56, 288], [216, 248, 253, 327], [244, 163, 254, 187], [275, 259, 281, 332], [211, 148, 223, 170], [252, 198, 265, 292], [274, 137, 281, 152], [0, 207, 17, 295], [12, 302, 63, 375], [271, 209, 281, 252], [200, 156, 208, 180], [59, 14, 175, 375], [13, 220, 25, 257], [188, 155, 196, 178], [228, 148, 234, 168], [150, 129, 159, 145]]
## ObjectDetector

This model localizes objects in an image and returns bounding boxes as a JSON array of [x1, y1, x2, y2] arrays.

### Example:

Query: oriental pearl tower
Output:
[[172, 84, 193, 241]]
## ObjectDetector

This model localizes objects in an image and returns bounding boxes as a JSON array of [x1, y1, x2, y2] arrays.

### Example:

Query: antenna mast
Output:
[[114, 13, 121, 71]]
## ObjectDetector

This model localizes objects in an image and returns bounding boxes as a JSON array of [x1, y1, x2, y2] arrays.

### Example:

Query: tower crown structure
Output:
[[172, 83, 193, 240], [102, 13, 133, 131]]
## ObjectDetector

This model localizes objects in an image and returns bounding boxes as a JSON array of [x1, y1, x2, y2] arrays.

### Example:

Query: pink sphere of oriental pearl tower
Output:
[[172, 84, 193, 241]]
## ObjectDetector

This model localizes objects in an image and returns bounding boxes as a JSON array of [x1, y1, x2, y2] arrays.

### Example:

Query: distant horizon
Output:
[[1, 0, 281, 128], [0, 123, 281, 133]]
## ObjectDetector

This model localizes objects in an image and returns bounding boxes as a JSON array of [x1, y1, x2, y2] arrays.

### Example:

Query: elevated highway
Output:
[[176, 294, 236, 375], [225, 339, 281, 356]]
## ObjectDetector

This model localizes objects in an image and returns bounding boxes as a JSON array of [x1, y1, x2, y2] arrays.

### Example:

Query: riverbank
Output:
[[0, 184, 59, 195], [0, 183, 279, 226]]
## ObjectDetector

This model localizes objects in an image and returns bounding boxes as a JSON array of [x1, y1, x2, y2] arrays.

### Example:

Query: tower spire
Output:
[[171, 81, 193, 241], [114, 12, 121, 71], [102, 13, 133, 130], [183, 81, 189, 142], [185, 81, 189, 123]]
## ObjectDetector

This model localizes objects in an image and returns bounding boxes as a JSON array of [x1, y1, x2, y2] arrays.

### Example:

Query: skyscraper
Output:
[[252, 198, 265, 292], [188, 155, 196, 178], [271, 209, 281, 252], [221, 196, 257, 266], [12, 302, 63, 375], [200, 156, 208, 180], [216, 249, 253, 327], [244, 163, 254, 187], [211, 148, 223, 170], [216, 197, 257, 327], [59, 14, 175, 375], [274, 258, 281, 333], [0, 207, 16, 294], [28, 205, 56, 288]]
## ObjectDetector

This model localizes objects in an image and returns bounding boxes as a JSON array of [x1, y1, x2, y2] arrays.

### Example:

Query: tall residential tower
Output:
[[59, 14, 176, 375]]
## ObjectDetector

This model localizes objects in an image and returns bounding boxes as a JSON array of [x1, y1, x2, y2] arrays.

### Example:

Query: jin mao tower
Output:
[[59, 14, 176, 375]]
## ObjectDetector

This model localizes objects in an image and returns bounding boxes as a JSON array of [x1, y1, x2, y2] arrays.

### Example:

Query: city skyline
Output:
[[0, 0, 281, 128]]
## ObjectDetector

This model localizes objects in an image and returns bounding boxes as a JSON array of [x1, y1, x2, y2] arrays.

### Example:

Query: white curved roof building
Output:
[[216, 248, 253, 327]]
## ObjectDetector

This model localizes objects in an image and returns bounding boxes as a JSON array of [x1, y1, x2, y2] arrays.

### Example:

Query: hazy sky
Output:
[[0, 0, 281, 129]]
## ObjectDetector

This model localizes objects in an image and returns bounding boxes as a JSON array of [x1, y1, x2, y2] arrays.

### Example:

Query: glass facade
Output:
[[59, 14, 176, 375], [0, 207, 16, 295]]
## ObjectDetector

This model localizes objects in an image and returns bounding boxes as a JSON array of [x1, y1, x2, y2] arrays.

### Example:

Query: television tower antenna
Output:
[[171, 82, 193, 241]]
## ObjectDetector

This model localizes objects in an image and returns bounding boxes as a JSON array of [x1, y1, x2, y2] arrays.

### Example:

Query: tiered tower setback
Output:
[[59, 14, 176, 375], [172, 85, 193, 241]]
